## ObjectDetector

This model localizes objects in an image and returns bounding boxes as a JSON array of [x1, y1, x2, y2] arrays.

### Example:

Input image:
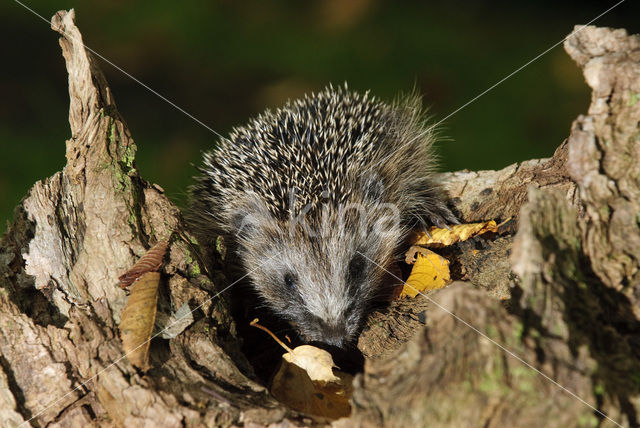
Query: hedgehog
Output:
[[188, 85, 456, 347]]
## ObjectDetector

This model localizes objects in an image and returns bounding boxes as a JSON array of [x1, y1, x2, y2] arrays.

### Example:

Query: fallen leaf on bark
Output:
[[400, 250, 451, 297], [250, 319, 353, 419], [411, 221, 498, 248], [118, 240, 169, 288], [119, 271, 160, 370], [399, 221, 499, 297]]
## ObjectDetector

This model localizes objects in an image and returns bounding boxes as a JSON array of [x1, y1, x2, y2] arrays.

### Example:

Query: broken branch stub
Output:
[[0, 9, 287, 427]]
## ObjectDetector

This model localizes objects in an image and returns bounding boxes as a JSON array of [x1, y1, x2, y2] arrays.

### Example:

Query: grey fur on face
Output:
[[188, 85, 456, 347]]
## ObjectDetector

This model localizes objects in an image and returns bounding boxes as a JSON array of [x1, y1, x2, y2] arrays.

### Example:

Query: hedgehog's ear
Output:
[[361, 171, 386, 202]]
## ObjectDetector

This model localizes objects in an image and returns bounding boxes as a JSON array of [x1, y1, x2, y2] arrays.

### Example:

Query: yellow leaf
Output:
[[412, 220, 498, 248], [119, 271, 160, 371], [401, 250, 451, 297], [271, 345, 353, 419]]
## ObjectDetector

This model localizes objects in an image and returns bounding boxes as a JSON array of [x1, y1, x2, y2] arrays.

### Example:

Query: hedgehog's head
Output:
[[227, 178, 401, 348]]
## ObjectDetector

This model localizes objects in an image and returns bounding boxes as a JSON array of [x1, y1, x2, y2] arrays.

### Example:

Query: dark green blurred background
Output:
[[2, 1, 639, 234]]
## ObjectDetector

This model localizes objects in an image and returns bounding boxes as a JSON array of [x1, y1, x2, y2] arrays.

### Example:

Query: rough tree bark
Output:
[[1, 10, 639, 428]]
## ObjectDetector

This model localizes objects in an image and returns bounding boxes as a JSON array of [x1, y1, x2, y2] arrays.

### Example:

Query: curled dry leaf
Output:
[[411, 220, 498, 248], [118, 240, 169, 288], [283, 345, 341, 384], [400, 250, 451, 298], [271, 346, 353, 419], [119, 271, 160, 370], [250, 319, 353, 419]]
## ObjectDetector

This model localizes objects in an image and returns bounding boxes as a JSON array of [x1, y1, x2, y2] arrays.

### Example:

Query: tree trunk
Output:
[[1, 10, 638, 428]]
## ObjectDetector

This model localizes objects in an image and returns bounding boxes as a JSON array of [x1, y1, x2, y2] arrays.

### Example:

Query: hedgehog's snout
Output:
[[316, 320, 350, 348], [292, 307, 358, 348]]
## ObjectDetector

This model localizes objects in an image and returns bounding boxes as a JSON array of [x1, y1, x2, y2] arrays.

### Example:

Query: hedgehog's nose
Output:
[[321, 322, 348, 348]]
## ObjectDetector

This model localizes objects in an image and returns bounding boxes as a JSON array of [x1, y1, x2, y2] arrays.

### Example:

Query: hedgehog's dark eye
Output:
[[284, 272, 297, 290], [347, 254, 366, 281]]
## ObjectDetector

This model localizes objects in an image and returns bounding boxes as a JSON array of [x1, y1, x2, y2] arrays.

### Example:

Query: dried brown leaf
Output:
[[271, 345, 353, 419], [250, 320, 353, 419], [118, 240, 168, 288], [119, 271, 160, 370]]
